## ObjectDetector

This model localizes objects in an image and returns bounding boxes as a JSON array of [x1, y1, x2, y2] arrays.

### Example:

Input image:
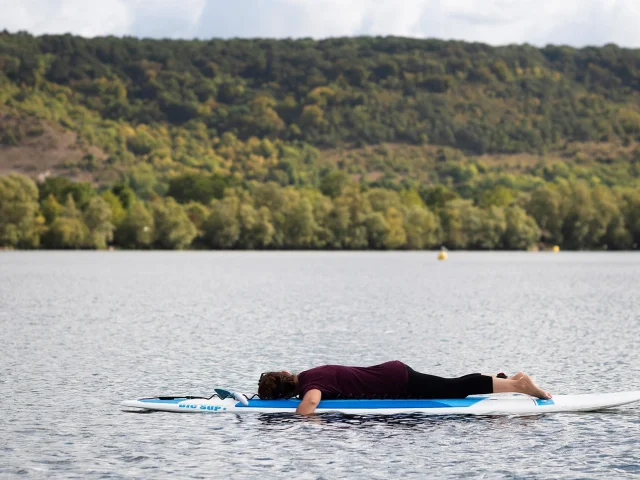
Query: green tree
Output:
[[326, 204, 351, 248], [589, 185, 623, 249], [367, 189, 403, 214], [101, 190, 126, 228], [420, 185, 459, 210], [46, 195, 90, 249], [283, 197, 318, 248], [331, 185, 371, 249], [620, 189, 640, 247], [558, 181, 592, 249], [304, 189, 334, 247], [556, 181, 619, 249], [439, 199, 469, 249], [185, 201, 210, 238], [40, 194, 62, 225], [0, 173, 42, 248], [252, 183, 289, 247], [527, 185, 565, 245], [385, 207, 407, 249], [84, 196, 115, 249], [502, 205, 541, 250], [238, 203, 275, 248], [242, 94, 286, 137], [38, 177, 95, 209], [300, 104, 325, 128], [167, 173, 233, 204], [471, 206, 507, 250], [127, 164, 163, 200], [319, 170, 350, 199], [116, 202, 155, 249], [404, 205, 441, 249], [150, 197, 197, 249], [112, 185, 137, 209], [399, 189, 427, 209], [478, 185, 514, 208], [204, 196, 240, 249], [363, 212, 389, 249]]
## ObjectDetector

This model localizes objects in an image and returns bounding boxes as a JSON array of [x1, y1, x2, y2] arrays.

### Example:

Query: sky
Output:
[[1, 0, 640, 48]]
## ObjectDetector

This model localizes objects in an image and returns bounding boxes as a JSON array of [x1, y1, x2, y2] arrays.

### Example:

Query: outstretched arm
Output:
[[296, 389, 321, 415]]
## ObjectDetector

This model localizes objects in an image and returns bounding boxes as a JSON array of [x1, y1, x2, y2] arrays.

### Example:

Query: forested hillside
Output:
[[1, 32, 640, 250]]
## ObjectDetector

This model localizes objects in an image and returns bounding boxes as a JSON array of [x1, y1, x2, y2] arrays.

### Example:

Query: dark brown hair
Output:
[[258, 371, 297, 399]]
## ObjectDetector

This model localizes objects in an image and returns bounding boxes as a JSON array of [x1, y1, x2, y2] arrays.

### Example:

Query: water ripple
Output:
[[1, 251, 639, 479]]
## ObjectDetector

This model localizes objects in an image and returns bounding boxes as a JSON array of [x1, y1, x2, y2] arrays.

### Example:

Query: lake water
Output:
[[1, 251, 639, 479]]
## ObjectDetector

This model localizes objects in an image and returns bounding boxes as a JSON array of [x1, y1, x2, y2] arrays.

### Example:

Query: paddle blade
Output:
[[215, 388, 249, 405], [214, 388, 232, 399]]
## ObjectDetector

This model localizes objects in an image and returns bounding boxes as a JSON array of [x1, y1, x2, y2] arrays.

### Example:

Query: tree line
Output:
[[2, 32, 640, 159], [1, 33, 639, 251], [2, 173, 639, 251], [1, 33, 639, 210]]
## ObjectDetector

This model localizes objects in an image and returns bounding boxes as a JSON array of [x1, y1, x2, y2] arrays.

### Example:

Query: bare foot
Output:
[[516, 373, 552, 399]]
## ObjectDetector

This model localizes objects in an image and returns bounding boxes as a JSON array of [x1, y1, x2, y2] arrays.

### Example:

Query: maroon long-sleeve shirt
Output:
[[297, 360, 409, 399]]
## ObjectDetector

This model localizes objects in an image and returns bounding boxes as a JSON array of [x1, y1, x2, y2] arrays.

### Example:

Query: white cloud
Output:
[[129, 0, 207, 38], [0, 0, 132, 37], [1, 0, 640, 47]]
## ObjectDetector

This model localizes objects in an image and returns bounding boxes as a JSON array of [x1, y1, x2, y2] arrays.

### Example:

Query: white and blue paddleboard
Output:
[[121, 390, 640, 415]]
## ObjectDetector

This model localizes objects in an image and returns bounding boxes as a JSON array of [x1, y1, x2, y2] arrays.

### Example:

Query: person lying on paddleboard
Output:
[[258, 360, 551, 415]]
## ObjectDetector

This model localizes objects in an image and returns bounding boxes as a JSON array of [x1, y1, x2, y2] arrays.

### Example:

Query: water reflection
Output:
[[252, 411, 552, 431]]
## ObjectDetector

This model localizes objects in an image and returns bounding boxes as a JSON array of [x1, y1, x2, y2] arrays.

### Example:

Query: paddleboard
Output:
[[121, 390, 640, 415]]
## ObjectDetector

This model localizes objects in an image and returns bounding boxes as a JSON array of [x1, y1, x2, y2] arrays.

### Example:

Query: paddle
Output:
[[214, 388, 249, 406]]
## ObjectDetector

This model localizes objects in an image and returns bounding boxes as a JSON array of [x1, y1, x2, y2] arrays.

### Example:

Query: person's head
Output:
[[258, 371, 297, 399]]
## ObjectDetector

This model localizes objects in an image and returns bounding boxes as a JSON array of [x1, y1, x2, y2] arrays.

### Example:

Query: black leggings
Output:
[[406, 367, 493, 399]]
